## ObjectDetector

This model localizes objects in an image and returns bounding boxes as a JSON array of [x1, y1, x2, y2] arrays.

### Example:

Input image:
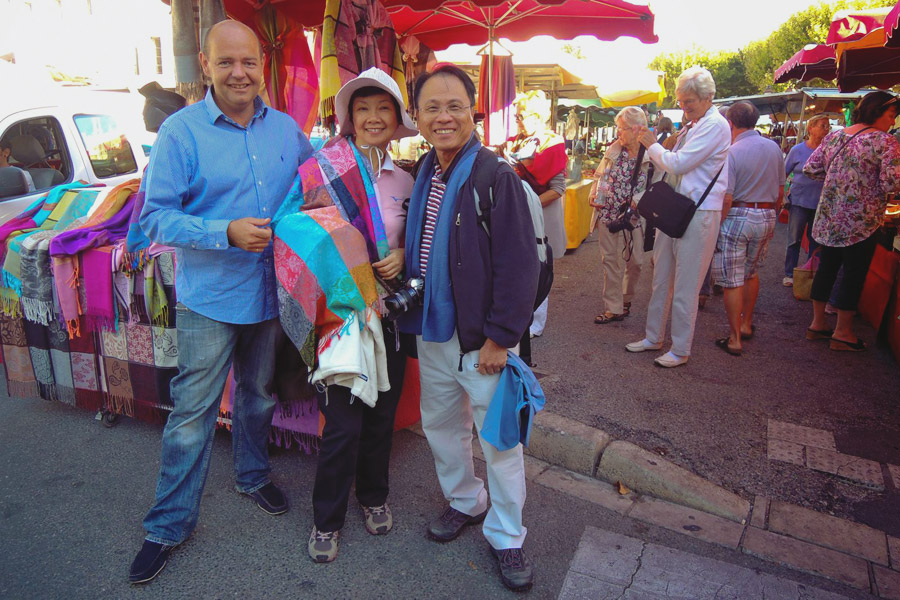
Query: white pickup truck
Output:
[[0, 82, 151, 224]]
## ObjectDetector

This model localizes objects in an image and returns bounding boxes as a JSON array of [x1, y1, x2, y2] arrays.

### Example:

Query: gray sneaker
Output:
[[490, 546, 535, 592], [361, 503, 393, 535], [308, 527, 340, 563], [427, 506, 488, 542]]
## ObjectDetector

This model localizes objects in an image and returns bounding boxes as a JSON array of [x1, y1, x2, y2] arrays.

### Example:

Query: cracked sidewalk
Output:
[[560, 527, 855, 599]]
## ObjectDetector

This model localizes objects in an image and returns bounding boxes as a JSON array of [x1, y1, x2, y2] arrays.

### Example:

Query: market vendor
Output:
[[129, 20, 313, 584], [501, 90, 567, 339]]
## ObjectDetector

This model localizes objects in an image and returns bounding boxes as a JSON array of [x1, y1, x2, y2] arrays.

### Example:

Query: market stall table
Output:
[[564, 179, 594, 250]]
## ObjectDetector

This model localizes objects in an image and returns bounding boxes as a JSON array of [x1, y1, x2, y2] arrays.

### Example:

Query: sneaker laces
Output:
[[500, 549, 526, 569], [366, 504, 387, 516], [315, 529, 336, 542]]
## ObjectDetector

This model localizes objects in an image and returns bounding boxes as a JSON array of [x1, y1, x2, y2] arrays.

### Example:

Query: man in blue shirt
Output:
[[129, 20, 312, 584], [712, 101, 785, 356]]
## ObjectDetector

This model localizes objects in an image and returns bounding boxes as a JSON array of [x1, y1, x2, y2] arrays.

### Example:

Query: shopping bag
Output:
[[793, 252, 820, 301]]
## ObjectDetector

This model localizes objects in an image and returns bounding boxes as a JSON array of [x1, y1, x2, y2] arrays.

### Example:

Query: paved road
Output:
[[532, 222, 900, 534], [0, 396, 874, 599]]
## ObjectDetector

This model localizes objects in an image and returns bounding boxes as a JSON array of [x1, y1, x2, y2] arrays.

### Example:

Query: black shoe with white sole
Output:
[[240, 481, 288, 515], [129, 540, 174, 584]]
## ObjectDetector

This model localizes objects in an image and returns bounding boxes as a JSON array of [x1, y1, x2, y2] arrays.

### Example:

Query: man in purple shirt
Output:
[[130, 20, 312, 584], [712, 101, 785, 356]]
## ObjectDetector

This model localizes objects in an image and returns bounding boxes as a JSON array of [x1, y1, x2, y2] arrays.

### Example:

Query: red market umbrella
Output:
[[884, 1, 900, 48], [223, 0, 327, 27], [827, 7, 900, 92], [774, 44, 836, 84], [386, 0, 656, 145], [386, 0, 658, 51], [826, 7, 888, 45]]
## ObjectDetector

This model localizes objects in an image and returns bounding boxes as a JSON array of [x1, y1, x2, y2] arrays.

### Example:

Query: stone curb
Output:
[[597, 440, 751, 523], [527, 410, 750, 524], [406, 409, 900, 597]]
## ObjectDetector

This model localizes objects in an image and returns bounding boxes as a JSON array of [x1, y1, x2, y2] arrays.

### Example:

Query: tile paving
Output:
[[741, 526, 871, 590], [888, 464, 900, 490], [890, 536, 900, 571], [767, 500, 889, 565], [875, 565, 900, 600], [767, 438, 806, 466], [559, 527, 855, 600], [806, 446, 886, 490], [767, 420, 837, 450]]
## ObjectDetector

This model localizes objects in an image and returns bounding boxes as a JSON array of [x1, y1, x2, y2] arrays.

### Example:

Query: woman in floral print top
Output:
[[802, 90, 900, 352], [589, 106, 658, 324]]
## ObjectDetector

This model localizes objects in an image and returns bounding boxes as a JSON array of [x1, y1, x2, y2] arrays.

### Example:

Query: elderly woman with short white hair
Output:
[[589, 106, 659, 324], [626, 66, 731, 368]]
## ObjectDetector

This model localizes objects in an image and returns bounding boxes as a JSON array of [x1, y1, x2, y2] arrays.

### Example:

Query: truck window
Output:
[[73, 114, 138, 178], [0, 116, 73, 197]]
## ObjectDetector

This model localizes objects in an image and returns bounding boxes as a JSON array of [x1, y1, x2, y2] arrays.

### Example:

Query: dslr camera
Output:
[[384, 277, 424, 321], [607, 206, 639, 234]]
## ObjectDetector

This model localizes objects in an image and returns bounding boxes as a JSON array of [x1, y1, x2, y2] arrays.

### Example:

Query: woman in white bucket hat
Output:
[[305, 67, 418, 563]]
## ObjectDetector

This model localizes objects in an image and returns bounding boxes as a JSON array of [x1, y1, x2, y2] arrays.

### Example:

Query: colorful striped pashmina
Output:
[[0, 182, 97, 315], [0, 182, 94, 264], [82, 246, 117, 333], [276, 136, 390, 265], [274, 136, 390, 366], [0, 313, 36, 398], [319, 0, 407, 120], [254, 5, 320, 137], [18, 188, 101, 325], [98, 250, 177, 421], [123, 174, 152, 272], [50, 180, 139, 337], [274, 204, 379, 367], [218, 361, 320, 455]]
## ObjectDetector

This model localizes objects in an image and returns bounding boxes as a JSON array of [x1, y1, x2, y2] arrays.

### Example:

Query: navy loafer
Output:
[[241, 481, 288, 515], [129, 540, 174, 584]]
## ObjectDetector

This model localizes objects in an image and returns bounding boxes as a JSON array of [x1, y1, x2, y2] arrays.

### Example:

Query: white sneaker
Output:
[[654, 351, 689, 368], [782, 277, 793, 287], [625, 339, 663, 353]]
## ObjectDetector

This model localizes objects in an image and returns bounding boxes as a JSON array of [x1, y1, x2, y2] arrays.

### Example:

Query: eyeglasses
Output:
[[419, 104, 471, 117], [676, 97, 700, 108]]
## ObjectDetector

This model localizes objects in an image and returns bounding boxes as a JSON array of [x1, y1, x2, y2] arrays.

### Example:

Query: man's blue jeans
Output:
[[143, 305, 280, 546], [784, 205, 819, 276]]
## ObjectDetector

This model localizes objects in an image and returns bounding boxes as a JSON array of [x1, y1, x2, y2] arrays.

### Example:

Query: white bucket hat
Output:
[[335, 67, 418, 140]]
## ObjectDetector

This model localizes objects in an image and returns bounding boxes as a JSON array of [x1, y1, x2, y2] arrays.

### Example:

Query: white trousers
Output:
[[416, 331, 527, 549], [644, 210, 720, 356], [597, 223, 644, 314], [530, 297, 548, 336]]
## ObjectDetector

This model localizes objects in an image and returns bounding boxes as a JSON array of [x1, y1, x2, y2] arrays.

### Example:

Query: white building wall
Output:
[[0, 0, 175, 89]]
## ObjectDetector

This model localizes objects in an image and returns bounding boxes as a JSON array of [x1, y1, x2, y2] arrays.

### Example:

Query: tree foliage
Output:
[[648, 0, 898, 104]]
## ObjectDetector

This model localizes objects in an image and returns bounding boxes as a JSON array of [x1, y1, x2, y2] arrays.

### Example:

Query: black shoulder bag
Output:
[[638, 159, 723, 239]]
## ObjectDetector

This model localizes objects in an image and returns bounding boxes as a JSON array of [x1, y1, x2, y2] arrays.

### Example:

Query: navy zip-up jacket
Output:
[[411, 136, 539, 353]]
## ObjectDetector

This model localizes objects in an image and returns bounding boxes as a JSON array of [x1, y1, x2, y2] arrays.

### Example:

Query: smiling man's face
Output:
[[200, 22, 262, 123], [416, 74, 475, 161]]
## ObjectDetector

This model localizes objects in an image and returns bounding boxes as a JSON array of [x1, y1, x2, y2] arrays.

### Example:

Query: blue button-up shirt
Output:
[[725, 130, 786, 204], [140, 90, 312, 324]]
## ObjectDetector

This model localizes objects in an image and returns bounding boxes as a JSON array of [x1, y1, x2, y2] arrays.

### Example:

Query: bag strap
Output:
[[694, 164, 724, 210], [826, 126, 872, 172], [613, 145, 646, 215], [472, 150, 503, 238]]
